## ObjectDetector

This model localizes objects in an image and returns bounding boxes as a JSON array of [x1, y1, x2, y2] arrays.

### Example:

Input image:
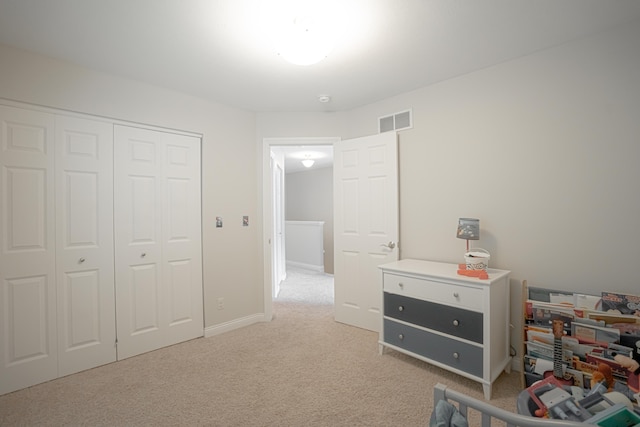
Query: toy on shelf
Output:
[[613, 340, 640, 375], [542, 318, 575, 386], [592, 363, 616, 392]]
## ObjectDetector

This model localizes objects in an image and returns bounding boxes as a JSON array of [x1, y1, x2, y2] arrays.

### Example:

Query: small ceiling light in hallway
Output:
[[301, 155, 315, 168]]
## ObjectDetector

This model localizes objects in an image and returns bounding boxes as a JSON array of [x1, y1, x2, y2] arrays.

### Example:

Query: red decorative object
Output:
[[457, 264, 489, 279]]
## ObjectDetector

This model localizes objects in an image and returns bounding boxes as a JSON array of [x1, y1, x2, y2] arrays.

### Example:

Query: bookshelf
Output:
[[521, 282, 639, 398]]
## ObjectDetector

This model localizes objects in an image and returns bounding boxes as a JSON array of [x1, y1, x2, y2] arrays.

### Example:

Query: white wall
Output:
[[348, 19, 640, 292], [0, 43, 261, 330], [257, 19, 640, 364], [284, 221, 325, 271], [285, 167, 334, 273], [3, 15, 639, 363]]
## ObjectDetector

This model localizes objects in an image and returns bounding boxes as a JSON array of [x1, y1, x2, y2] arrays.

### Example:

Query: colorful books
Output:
[[524, 288, 640, 392]]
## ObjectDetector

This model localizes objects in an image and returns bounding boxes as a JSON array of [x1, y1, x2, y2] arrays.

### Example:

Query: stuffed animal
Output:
[[614, 353, 640, 374], [635, 340, 640, 375], [594, 363, 615, 391], [612, 343, 640, 395]]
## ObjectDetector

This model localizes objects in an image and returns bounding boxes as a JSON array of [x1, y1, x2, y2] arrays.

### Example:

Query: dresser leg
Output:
[[378, 343, 385, 355], [483, 384, 492, 400]]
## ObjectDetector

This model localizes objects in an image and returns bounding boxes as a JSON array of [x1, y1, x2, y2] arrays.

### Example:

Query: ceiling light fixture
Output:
[[267, 2, 345, 66], [301, 154, 315, 168], [276, 15, 336, 66]]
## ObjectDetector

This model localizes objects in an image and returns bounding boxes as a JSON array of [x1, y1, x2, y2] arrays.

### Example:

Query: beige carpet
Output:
[[0, 268, 522, 426]]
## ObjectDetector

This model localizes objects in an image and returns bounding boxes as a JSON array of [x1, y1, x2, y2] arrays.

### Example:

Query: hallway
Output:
[[275, 266, 334, 306]]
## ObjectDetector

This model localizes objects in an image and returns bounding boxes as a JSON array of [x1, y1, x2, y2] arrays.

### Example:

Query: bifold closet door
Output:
[[55, 116, 116, 376], [114, 125, 203, 360], [0, 106, 58, 395]]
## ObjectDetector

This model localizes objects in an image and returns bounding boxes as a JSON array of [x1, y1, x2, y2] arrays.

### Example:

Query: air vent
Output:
[[378, 109, 412, 133]]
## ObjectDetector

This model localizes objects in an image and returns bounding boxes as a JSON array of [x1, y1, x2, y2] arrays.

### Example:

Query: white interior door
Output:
[[114, 125, 202, 360], [55, 116, 116, 376], [333, 132, 398, 332], [0, 105, 58, 394], [272, 159, 285, 297]]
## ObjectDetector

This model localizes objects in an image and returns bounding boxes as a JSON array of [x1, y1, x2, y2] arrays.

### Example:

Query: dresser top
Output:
[[378, 259, 510, 284]]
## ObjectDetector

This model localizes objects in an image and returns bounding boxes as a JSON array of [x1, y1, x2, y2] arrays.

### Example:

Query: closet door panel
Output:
[[0, 106, 57, 395], [163, 133, 203, 343], [55, 116, 116, 377], [114, 125, 164, 359], [114, 126, 203, 359]]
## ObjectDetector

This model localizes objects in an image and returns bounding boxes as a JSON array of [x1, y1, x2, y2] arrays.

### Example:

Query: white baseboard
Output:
[[204, 313, 265, 338], [286, 260, 324, 272]]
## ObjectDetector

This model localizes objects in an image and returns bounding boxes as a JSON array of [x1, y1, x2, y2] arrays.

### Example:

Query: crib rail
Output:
[[433, 383, 586, 427]]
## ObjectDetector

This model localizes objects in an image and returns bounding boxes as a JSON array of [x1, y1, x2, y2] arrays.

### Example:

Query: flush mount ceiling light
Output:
[[289, 149, 326, 169], [301, 154, 315, 168], [232, 1, 374, 69], [267, 1, 345, 66], [276, 16, 335, 65]]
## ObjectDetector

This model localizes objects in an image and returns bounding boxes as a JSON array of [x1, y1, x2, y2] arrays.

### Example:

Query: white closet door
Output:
[[0, 105, 57, 395], [162, 132, 203, 346], [114, 125, 202, 359], [55, 116, 116, 376]]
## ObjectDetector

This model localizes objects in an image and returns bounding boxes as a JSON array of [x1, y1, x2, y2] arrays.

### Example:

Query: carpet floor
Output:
[[0, 267, 522, 426]]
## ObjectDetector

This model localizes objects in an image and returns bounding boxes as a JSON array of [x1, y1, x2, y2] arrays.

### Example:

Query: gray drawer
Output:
[[384, 292, 483, 344], [383, 319, 483, 378]]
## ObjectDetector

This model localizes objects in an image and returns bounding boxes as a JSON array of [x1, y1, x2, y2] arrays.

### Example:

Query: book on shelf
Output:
[[571, 320, 620, 346], [601, 292, 640, 317]]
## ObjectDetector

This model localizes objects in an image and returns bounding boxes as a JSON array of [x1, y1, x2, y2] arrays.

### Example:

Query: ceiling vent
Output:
[[379, 109, 412, 133]]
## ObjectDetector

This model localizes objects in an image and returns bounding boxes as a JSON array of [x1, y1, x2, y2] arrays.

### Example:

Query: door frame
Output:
[[262, 137, 340, 321]]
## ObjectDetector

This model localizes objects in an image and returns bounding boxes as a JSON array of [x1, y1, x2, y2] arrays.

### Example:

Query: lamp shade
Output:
[[456, 218, 480, 240]]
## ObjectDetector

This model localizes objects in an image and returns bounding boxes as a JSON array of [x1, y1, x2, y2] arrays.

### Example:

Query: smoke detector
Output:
[[317, 95, 331, 103]]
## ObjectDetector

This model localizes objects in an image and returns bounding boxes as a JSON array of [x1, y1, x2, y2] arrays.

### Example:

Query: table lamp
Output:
[[456, 218, 479, 252]]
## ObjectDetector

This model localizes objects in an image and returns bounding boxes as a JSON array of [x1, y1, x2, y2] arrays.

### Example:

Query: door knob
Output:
[[380, 241, 396, 250]]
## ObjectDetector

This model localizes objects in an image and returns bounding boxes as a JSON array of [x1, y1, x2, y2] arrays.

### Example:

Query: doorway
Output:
[[262, 137, 339, 320]]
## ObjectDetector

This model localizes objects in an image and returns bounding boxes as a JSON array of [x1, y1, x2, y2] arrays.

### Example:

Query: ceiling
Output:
[[1, 0, 640, 114]]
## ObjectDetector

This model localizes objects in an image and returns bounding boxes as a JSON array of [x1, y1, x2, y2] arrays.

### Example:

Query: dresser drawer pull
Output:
[[453, 292, 459, 298], [453, 352, 460, 359], [398, 305, 404, 312], [398, 282, 404, 289], [398, 334, 404, 340], [452, 319, 459, 327]]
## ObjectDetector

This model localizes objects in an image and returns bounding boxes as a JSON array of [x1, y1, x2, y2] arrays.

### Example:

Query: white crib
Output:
[[432, 383, 589, 427]]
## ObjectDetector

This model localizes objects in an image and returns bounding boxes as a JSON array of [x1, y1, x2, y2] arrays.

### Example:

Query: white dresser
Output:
[[378, 259, 511, 399]]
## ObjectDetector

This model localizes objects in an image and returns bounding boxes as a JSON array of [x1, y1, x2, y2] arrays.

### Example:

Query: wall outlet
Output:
[[217, 297, 224, 310]]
